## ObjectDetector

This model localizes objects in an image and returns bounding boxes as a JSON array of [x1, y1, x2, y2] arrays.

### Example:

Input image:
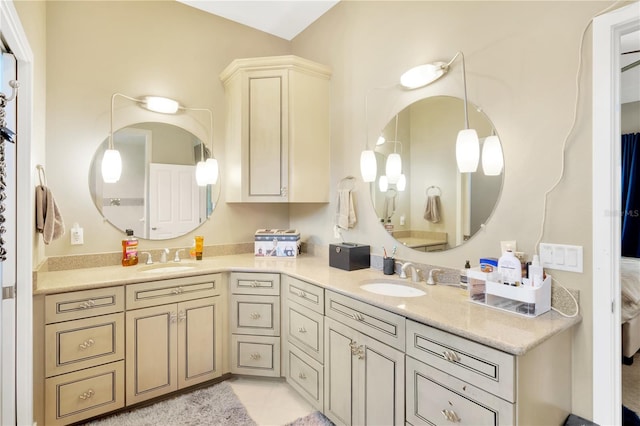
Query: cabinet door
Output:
[[177, 297, 222, 388], [247, 69, 288, 201], [356, 333, 404, 426], [324, 317, 355, 426], [126, 304, 177, 405]]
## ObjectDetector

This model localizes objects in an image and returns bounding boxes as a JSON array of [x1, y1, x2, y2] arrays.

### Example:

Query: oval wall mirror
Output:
[[88, 122, 220, 240], [371, 95, 503, 252]]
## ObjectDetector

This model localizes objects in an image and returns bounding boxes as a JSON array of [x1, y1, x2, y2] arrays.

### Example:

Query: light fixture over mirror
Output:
[[89, 122, 221, 240], [370, 96, 503, 252], [105, 93, 218, 187]]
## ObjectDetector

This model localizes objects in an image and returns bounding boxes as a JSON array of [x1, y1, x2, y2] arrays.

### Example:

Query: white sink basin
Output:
[[139, 264, 196, 273], [359, 280, 426, 298]]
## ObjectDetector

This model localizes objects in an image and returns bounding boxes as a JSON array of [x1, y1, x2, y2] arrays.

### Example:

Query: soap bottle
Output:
[[498, 250, 522, 286], [121, 229, 139, 267]]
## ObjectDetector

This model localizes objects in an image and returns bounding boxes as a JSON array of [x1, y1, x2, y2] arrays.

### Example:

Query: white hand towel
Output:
[[424, 195, 441, 223], [35, 185, 65, 244], [337, 189, 357, 229]]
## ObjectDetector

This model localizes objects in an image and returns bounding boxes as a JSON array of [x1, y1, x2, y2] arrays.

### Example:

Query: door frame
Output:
[[592, 3, 640, 425], [0, 1, 34, 424]]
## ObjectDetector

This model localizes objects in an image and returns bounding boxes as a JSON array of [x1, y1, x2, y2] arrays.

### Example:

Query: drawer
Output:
[[230, 272, 280, 295], [325, 290, 405, 351], [45, 312, 124, 377], [231, 335, 280, 377], [45, 286, 124, 324], [285, 276, 324, 314], [231, 294, 280, 336], [406, 356, 514, 425], [406, 319, 515, 402], [286, 344, 323, 411], [285, 301, 323, 362], [45, 360, 125, 426], [126, 273, 222, 309]]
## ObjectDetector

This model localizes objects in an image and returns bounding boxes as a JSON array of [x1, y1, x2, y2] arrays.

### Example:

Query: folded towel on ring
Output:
[[336, 188, 357, 229], [35, 185, 65, 244], [424, 195, 441, 223]]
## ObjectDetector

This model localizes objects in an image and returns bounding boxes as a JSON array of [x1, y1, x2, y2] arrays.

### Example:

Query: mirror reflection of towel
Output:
[[336, 189, 357, 229], [424, 195, 441, 223], [35, 185, 65, 244]]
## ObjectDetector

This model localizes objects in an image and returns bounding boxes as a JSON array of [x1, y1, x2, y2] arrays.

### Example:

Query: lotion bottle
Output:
[[498, 250, 522, 286], [529, 254, 545, 287]]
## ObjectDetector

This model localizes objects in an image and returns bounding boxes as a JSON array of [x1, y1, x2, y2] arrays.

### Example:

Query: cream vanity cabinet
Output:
[[37, 286, 126, 426], [125, 274, 223, 405], [229, 272, 281, 376], [405, 319, 572, 425], [282, 276, 325, 410], [324, 291, 405, 426], [220, 55, 331, 203]]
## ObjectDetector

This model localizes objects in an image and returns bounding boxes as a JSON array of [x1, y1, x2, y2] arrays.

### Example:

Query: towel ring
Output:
[[36, 164, 47, 187], [427, 185, 441, 197], [338, 176, 356, 191]]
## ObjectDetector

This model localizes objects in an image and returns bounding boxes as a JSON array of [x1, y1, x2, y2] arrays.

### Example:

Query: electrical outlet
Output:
[[538, 243, 583, 273]]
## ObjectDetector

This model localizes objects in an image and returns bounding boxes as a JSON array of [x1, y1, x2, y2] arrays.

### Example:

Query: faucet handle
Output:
[[174, 249, 185, 263]]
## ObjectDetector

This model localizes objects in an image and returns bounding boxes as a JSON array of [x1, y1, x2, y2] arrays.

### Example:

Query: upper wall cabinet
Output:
[[220, 55, 332, 203]]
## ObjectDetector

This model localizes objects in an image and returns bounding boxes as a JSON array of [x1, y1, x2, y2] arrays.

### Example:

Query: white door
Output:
[[148, 163, 199, 239], [0, 46, 17, 426]]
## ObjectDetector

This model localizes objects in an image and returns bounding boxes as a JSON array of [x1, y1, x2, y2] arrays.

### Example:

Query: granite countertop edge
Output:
[[34, 253, 582, 356]]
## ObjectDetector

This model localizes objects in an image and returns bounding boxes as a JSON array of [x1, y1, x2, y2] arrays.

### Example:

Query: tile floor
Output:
[[228, 376, 315, 425]]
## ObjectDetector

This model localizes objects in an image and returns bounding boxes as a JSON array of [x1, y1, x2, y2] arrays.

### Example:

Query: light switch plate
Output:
[[538, 243, 583, 273]]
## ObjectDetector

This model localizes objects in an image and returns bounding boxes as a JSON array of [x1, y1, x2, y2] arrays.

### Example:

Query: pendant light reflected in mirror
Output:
[[482, 135, 504, 175]]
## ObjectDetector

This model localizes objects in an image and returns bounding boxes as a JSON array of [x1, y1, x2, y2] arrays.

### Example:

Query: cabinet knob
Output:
[[178, 310, 186, 322], [250, 312, 261, 320], [441, 409, 461, 422], [79, 389, 94, 401], [170, 312, 178, 323], [280, 186, 288, 197], [171, 287, 184, 295], [298, 372, 307, 380], [78, 339, 95, 350], [250, 353, 261, 360]]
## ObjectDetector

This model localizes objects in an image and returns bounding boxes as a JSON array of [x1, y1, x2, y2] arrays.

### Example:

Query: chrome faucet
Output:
[[159, 248, 170, 264], [141, 251, 153, 265], [400, 262, 422, 282], [427, 268, 442, 285], [173, 249, 185, 262]]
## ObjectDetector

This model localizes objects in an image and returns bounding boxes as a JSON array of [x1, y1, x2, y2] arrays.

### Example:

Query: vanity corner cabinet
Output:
[[220, 55, 332, 203]]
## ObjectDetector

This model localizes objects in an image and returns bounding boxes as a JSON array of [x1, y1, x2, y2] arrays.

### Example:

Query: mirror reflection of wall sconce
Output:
[[397, 51, 503, 175], [377, 115, 406, 193], [103, 93, 218, 186]]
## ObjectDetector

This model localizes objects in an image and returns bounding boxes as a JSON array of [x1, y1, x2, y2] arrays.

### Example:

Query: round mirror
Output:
[[371, 96, 503, 251], [89, 122, 220, 240]]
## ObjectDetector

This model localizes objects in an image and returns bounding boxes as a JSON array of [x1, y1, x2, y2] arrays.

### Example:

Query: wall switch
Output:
[[538, 243, 583, 273], [70, 223, 84, 245]]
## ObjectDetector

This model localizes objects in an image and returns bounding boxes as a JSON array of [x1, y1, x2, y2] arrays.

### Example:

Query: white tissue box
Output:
[[254, 229, 300, 257]]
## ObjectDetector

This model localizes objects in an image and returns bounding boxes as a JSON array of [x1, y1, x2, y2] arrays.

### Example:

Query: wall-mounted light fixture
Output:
[[400, 51, 480, 173], [104, 93, 218, 186]]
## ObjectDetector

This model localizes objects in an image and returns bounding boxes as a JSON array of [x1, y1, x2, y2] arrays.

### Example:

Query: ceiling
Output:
[[177, 0, 340, 41]]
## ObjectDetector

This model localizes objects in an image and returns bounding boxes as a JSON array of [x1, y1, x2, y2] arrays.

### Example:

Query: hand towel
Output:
[[35, 185, 65, 244], [336, 189, 357, 229], [424, 195, 441, 223]]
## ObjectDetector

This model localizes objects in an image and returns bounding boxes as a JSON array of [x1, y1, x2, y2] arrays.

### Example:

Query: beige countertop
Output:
[[395, 237, 447, 249], [35, 253, 581, 356]]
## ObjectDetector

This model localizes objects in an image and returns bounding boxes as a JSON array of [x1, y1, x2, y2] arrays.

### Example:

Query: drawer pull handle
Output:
[[170, 312, 178, 323], [250, 280, 260, 288], [250, 353, 261, 360], [298, 326, 307, 333], [351, 312, 364, 321], [250, 312, 261, 320], [297, 290, 307, 298], [79, 389, 94, 400], [79, 299, 96, 309], [171, 287, 184, 295], [349, 341, 364, 359], [79, 339, 95, 350], [442, 350, 461, 362], [441, 409, 460, 423], [178, 310, 186, 322], [298, 372, 307, 380]]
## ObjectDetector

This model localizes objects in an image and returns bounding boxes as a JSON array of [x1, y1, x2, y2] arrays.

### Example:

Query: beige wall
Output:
[[15, 0, 632, 420], [622, 101, 640, 133]]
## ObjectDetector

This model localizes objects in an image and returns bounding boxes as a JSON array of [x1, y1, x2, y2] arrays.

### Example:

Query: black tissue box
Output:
[[329, 243, 370, 271]]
